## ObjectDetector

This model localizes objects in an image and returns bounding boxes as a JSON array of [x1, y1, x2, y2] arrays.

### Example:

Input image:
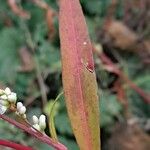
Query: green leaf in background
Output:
[[115, 0, 124, 19], [50, 95, 73, 136], [81, 0, 111, 16], [83, 0, 102, 15], [0, 120, 25, 141], [33, 22, 61, 72], [100, 92, 123, 127], [35, 142, 54, 150], [85, 17, 102, 42], [59, 136, 79, 150], [55, 113, 73, 135], [0, 27, 24, 84], [14, 73, 35, 99]]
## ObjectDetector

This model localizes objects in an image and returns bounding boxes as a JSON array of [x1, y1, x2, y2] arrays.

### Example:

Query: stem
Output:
[[0, 115, 67, 150], [49, 92, 63, 141], [20, 19, 48, 106], [96, 50, 150, 104], [34, 57, 48, 106], [0, 139, 33, 150]]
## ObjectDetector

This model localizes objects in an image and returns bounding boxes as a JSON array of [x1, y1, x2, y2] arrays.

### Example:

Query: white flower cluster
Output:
[[0, 87, 17, 114], [32, 115, 46, 132], [0, 87, 47, 133]]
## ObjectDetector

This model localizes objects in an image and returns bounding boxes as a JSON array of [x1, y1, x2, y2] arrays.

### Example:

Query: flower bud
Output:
[[8, 93, 17, 103], [0, 100, 9, 106], [39, 115, 46, 130], [19, 106, 26, 115], [0, 89, 4, 95], [17, 102, 23, 110], [32, 115, 39, 124], [1, 95, 7, 100], [4, 87, 11, 95], [0, 105, 7, 115], [23, 114, 27, 119]]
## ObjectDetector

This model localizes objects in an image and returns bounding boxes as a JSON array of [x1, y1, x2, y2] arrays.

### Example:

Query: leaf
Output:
[[0, 27, 23, 84], [59, 136, 79, 150], [33, 22, 61, 71], [59, 0, 100, 150], [32, 0, 48, 9], [54, 96, 73, 135], [0, 120, 25, 140], [82, 0, 102, 15], [32, 0, 57, 40], [100, 92, 122, 127], [55, 113, 73, 135]]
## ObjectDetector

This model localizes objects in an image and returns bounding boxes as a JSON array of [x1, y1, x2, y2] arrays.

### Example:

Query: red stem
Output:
[[121, 74, 150, 103], [0, 115, 67, 150], [0, 139, 33, 150], [96, 50, 150, 104]]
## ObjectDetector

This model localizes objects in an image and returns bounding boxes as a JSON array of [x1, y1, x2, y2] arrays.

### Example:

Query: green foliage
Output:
[[59, 136, 79, 150], [0, 28, 24, 84], [55, 96, 74, 135], [81, 0, 111, 16], [0, 120, 25, 141], [100, 92, 123, 127], [0, 0, 149, 149], [82, 0, 102, 15]]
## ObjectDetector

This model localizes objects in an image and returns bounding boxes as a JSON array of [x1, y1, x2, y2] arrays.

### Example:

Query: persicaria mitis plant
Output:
[[0, 87, 46, 132]]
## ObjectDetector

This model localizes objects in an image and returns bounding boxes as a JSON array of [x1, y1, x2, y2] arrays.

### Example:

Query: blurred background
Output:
[[0, 0, 150, 149]]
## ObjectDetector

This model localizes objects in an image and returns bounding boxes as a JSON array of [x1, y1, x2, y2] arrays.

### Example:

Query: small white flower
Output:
[[0, 87, 17, 115], [39, 115, 46, 130], [0, 89, 4, 95], [4, 87, 11, 95], [32, 114, 46, 132], [17, 102, 23, 110], [16, 102, 26, 116], [18, 106, 26, 115], [32, 115, 39, 124], [0, 95, 7, 100], [0, 105, 7, 115], [0, 100, 9, 106], [8, 92, 17, 103]]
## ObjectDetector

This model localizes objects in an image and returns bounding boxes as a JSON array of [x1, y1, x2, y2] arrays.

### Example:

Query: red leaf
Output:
[[59, 0, 100, 149]]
